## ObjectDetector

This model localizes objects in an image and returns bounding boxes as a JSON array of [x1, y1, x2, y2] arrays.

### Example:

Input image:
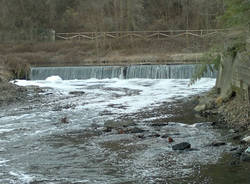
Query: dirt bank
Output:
[[0, 81, 27, 106], [195, 88, 250, 131]]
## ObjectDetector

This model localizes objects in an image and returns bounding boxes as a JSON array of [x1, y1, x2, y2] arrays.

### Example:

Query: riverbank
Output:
[[195, 88, 250, 130], [0, 37, 213, 80], [0, 81, 27, 106]]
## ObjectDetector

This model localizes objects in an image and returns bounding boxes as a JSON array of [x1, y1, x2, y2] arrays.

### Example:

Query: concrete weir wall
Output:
[[216, 34, 250, 104]]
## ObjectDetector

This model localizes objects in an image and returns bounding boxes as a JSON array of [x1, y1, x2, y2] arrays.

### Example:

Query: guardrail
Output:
[[56, 29, 231, 41]]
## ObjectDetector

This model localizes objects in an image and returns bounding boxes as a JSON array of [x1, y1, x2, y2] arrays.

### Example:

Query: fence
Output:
[[55, 29, 231, 41]]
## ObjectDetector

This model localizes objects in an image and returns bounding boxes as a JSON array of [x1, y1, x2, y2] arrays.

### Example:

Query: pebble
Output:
[[168, 137, 174, 143]]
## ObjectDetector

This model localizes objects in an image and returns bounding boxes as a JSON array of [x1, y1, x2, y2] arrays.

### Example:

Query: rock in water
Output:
[[172, 142, 191, 150], [61, 117, 69, 124], [240, 153, 250, 162], [168, 137, 174, 143], [194, 104, 206, 112], [245, 147, 250, 153], [69, 91, 85, 95], [210, 141, 226, 147], [242, 136, 250, 143]]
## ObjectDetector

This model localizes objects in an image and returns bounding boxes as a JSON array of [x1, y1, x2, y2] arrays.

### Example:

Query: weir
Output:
[[30, 64, 216, 80]]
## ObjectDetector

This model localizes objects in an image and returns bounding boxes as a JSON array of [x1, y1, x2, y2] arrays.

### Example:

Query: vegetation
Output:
[[1, 0, 249, 81], [219, 0, 250, 28], [190, 0, 250, 84], [0, 0, 225, 42]]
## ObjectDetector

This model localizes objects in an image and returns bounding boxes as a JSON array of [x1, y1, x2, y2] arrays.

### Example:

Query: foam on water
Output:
[[1, 77, 229, 183], [13, 77, 216, 114], [9, 171, 34, 183], [45, 75, 63, 81]]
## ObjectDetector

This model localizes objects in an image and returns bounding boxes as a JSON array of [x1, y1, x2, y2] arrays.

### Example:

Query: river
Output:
[[0, 76, 240, 183]]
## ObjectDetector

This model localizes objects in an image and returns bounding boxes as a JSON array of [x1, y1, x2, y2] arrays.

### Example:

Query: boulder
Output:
[[172, 142, 191, 150], [194, 104, 206, 112]]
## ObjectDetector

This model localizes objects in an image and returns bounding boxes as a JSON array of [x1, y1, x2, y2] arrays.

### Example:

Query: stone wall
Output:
[[216, 33, 250, 105]]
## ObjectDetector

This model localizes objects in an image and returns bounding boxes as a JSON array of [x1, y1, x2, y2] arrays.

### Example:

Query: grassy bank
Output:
[[0, 36, 216, 79]]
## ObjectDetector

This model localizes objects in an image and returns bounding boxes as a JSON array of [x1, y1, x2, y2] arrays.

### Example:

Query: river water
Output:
[[0, 77, 235, 183]]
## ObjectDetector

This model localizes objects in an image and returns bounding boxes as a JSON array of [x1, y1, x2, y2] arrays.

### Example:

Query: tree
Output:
[[220, 0, 250, 28]]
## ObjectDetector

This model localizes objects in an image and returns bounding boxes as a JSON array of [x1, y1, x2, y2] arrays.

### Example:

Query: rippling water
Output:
[[0, 77, 232, 184]]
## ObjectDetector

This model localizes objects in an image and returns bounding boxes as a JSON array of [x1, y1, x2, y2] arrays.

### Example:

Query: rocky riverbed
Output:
[[0, 78, 250, 183]]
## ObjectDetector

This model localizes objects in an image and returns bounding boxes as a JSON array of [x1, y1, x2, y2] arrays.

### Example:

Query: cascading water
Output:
[[30, 64, 216, 80]]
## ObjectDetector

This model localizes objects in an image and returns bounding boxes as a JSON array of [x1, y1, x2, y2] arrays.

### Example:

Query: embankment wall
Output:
[[216, 34, 250, 105]]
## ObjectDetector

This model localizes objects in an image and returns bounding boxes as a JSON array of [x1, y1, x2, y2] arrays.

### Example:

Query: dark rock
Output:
[[137, 134, 145, 139], [240, 153, 250, 162], [232, 134, 241, 140], [168, 137, 174, 143], [126, 127, 145, 134], [232, 148, 245, 158], [230, 147, 239, 152], [91, 123, 101, 129], [172, 142, 191, 150], [60, 117, 69, 124], [210, 141, 226, 147], [208, 121, 217, 126], [149, 122, 168, 127], [69, 91, 85, 95], [161, 134, 169, 139]]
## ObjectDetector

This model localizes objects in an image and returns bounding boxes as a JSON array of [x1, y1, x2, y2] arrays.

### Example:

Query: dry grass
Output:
[[0, 36, 217, 79]]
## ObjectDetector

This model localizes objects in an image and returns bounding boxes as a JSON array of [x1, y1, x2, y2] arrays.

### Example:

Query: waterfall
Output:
[[30, 64, 216, 80]]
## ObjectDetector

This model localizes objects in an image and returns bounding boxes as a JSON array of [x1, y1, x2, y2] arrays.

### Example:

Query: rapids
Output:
[[0, 77, 231, 183]]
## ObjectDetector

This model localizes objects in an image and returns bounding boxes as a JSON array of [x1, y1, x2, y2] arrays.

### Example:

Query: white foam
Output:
[[45, 75, 63, 81], [0, 159, 9, 166], [9, 171, 34, 183], [13, 78, 216, 114], [0, 128, 14, 134]]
